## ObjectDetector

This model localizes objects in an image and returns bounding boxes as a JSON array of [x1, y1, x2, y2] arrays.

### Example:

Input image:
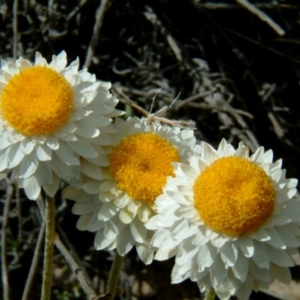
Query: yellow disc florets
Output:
[[193, 156, 276, 236], [108, 132, 180, 206], [0, 65, 73, 136]]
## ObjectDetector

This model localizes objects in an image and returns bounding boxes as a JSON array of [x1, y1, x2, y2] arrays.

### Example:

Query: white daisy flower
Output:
[[0, 51, 122, 199], [147, 139, 300, 300], [63, 116, 200, 264]]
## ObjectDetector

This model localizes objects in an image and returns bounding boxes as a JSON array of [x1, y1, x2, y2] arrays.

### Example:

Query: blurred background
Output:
[[1, 0, 300, 299]]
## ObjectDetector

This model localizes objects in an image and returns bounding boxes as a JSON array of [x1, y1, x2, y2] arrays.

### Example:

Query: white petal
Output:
[[94, 229, 115, 250], [0, 147, 9, 171], [22, 176, 41, 200], [110, 193, 129, 207], [231, 250, 249, 282], [136, 243, 154, 265], [250, 147, 265, 163], [214, 272, 237, 300], [220, 242, 237, 267], [119, 209, 135, 224], [18, 153, 38, 179], [43, 172, 60, 197], [210, 235, 227, 248], [276, 224, 300, 247], [50, 51, 67, 71], [251, 240, 269, 269], [236, 274, 253, 300], [98, 202, 119, 221], [266, 244, 294, 267], [249, 228, 270, 242], [36, 145, 52, 161], [264, 227, 286, 249], [20, 139, 35, 155], [52, 157, 80, 182], [155, 246, 178, 261], [151, 229, 171, 248], [197, 243, 218, 268], [248, 260, 270, 282], [81, 160, 103, 180], [35, 52, 47, 66], [77, 213, 94, 231], [270, 264, 291, 284], [72, 201, 99, 215], [46, 135, 59, 150], [34, 161, 52, 186], [68, 138, 98, 158], [75, 119, 100, 138], [209, 254, 227, 286], [7, 143, 25, 168], [54, 142, 80, 166], [238, 237, 254, 257], [130, 219, 147, 243], [0, 137, 10, 150], [201, 142, 219, 164], [104, 217, 124, 237], [82, 181, 100, 194], [116, 225, 135, 256], [137, 205, 151, 222]]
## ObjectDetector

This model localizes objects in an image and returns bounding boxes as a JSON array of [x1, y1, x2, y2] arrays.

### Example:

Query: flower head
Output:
[[0, 51, 122, 199], [64, 117, 200, 264], [147, 139, 300, 299]]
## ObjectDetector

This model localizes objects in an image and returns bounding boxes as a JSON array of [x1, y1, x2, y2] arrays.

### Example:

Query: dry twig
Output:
[[235, 0, 285, 36], [21, 221, 45, 300], [13, 0, 18, 58], [1, 176, 14, 300], [84, 0, 111, 69], [144, 6, 183, 62], [112, 87, 196, 129]]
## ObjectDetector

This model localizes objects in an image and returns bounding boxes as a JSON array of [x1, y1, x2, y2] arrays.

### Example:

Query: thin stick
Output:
[[55, 236, 98, 300], [21, 221, 45, 300], [194, 3, 295, 10], [84, 0, 111, 69], [112, 87, 196, 129], [16, 188, 23, 241], [1, 178, 14, 300], [107, 252, 124, 300], [144, 6, 182, 62], [41, 195, 56, 300], [175, 89, 217, 109], [235, 0, 285, 36], [13, 0, 18, 59], [56, 221, 94, 286], [67, 0, 89, 22], [204, 287, 216, 300]]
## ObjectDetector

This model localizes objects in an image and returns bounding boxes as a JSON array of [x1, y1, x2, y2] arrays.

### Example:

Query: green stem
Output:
[[204, 287, 216, 300], [107, 252, 124, 300], [41, 195, 56, 300]]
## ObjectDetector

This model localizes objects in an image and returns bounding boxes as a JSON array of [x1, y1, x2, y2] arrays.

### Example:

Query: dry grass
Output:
[[1, 1, 300, 299]]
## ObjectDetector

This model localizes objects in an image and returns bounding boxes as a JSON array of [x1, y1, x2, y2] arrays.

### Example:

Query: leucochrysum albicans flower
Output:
[[0, 51, 122, 199], [147, 139, 300, 300], [63, 116, 200, 264]]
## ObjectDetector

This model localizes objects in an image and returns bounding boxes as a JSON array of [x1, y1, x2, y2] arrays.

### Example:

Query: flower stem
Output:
[[107, 252, 124, 300], [41, 195, 56, 300], [204, 287, 216, 300]]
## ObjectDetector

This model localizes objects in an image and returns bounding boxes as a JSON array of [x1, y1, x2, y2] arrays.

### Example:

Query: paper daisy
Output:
[[64, 116, 200, 264], [0, 51, 122, 199], [147, 139, 300, 300]]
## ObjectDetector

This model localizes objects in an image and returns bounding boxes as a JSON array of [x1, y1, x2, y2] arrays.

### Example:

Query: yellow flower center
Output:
[[108, 132, 180, 206], [0, 66, 73, 136], [193, 156, 276, 236]]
